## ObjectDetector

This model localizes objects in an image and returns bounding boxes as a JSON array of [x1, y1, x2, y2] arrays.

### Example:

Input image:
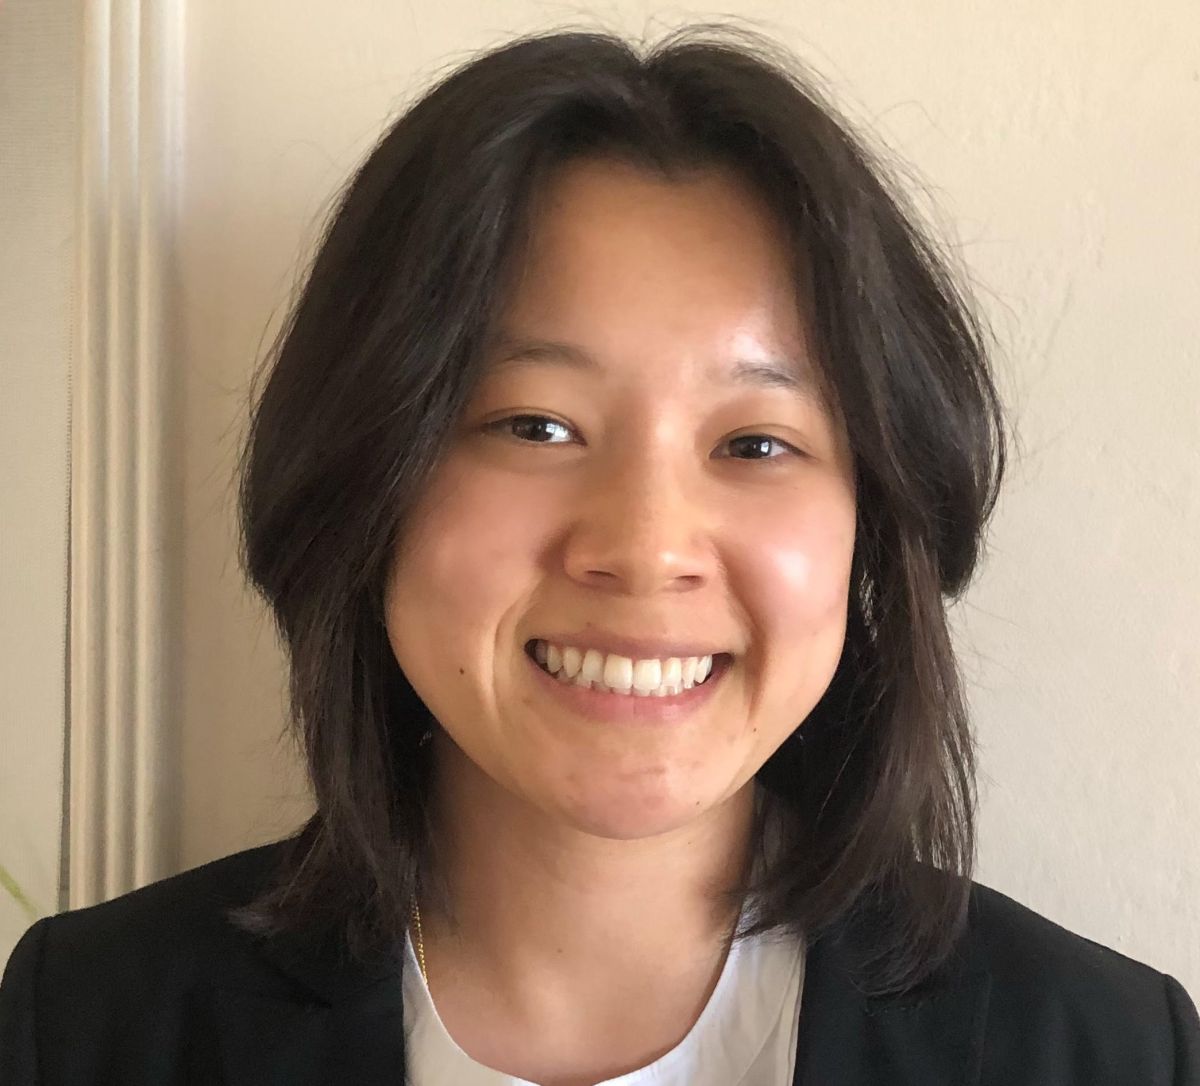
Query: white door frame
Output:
[[68, 0, 182, 906]]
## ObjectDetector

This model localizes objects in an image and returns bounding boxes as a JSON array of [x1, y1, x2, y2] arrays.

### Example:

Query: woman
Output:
[[2, 24, 1197, 1085]]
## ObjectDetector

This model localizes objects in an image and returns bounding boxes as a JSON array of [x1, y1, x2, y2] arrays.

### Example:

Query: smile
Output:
[[524, 642, 734, 725], [527, 638, 730, 697]]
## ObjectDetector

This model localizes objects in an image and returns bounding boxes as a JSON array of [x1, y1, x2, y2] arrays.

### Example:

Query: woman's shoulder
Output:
[[965, 877, 1181, 992], [794, 875, 1198, 1083], [960, 879, 1198, 1071], [2, 841, 289, 1010], [0, 842, 296, 1080], [26, 840, 285, 946]]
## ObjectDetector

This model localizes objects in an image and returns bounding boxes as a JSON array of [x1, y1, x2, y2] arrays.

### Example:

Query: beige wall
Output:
[[4, 2, 1197, 990], [0, 0, 76, 959]]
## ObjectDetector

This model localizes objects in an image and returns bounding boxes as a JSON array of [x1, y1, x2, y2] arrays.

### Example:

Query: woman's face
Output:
[[384, 157, 857, 840]]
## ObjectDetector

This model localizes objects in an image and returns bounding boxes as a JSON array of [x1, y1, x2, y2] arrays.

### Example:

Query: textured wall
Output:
[[174, 0, 1199, 996]]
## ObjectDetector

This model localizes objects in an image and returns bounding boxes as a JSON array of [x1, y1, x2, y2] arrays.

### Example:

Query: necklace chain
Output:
[[411, 898, 428, 983]]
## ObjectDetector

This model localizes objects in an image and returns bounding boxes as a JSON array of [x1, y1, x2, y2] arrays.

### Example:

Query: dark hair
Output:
[[230, 22, 1007, 997]]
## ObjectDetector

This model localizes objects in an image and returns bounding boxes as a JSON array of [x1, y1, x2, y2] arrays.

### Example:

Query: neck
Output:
[[418, 729, 757, 1023]]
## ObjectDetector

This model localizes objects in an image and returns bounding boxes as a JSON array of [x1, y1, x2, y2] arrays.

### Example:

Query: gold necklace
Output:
[[411, 898, 428, 983]]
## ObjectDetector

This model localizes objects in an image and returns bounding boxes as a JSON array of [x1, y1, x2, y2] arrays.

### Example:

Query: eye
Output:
[[485, 414, 575, 444], [722, 433, 804, 462], [483, 415, 804, 461]]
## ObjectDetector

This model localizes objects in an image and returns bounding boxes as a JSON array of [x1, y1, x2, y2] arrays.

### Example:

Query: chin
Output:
[[546, 783, 717, 841]]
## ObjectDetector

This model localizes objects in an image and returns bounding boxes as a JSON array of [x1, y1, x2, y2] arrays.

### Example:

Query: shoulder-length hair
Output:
[[230, 23, 1007, 997]]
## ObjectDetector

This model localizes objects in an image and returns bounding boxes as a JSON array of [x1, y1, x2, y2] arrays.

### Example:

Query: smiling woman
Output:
[[2, 20, 1198, 1086], [383, 158, 860, 885]]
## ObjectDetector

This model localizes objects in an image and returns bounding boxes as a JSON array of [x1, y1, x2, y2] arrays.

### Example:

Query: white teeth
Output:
[[603, 654, 634, 693], [580, 648, 605, 686], [561, 645, 583, 679], [531, 640, 720, 698], [631, 658, 662, 693]]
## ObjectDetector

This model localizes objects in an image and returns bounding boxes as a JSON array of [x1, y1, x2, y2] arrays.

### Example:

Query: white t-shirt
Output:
[[401, 918, 805, 1085]]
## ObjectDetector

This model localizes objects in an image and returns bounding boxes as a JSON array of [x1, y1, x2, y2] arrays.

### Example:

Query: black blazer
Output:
[[2, 841, 1197, 1084]]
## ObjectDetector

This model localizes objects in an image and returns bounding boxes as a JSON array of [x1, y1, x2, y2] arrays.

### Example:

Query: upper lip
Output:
[[529, 631, 734, 661]]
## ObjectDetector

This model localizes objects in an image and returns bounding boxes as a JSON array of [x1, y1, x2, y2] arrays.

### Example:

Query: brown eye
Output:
[[724, 434, 802, 461], [486, 414, 574, 444]]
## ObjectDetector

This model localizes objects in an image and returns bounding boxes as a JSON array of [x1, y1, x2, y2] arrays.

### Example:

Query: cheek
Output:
[[387, 458, 550, 635], [734, 491, 856, 636]]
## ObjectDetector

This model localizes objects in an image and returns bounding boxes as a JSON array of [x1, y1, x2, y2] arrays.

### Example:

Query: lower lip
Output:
[[525, 648, 733, 724]]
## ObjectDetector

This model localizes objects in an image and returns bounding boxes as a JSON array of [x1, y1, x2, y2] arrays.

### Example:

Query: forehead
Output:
[[488, 157, 830, 402], [509, 156, 802, 300], [484, 330, 827, 411]]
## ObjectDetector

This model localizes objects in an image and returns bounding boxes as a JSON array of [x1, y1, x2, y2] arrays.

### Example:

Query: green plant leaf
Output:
[[0, 862, 41, 922]]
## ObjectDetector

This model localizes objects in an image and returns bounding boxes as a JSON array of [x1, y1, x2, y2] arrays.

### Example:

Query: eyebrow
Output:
[[484, 334, 824, 402]]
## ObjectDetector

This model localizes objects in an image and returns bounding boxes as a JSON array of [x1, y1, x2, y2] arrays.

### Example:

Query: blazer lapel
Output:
[[213, 924, 408, 1085], [792, 915, 992, 1086]]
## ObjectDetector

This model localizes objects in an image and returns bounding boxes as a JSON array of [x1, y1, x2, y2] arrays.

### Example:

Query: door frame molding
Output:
[[68, 0, 183, 907]]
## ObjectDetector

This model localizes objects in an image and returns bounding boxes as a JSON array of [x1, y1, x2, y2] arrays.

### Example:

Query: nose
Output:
[[559, 439, 717, 597]]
